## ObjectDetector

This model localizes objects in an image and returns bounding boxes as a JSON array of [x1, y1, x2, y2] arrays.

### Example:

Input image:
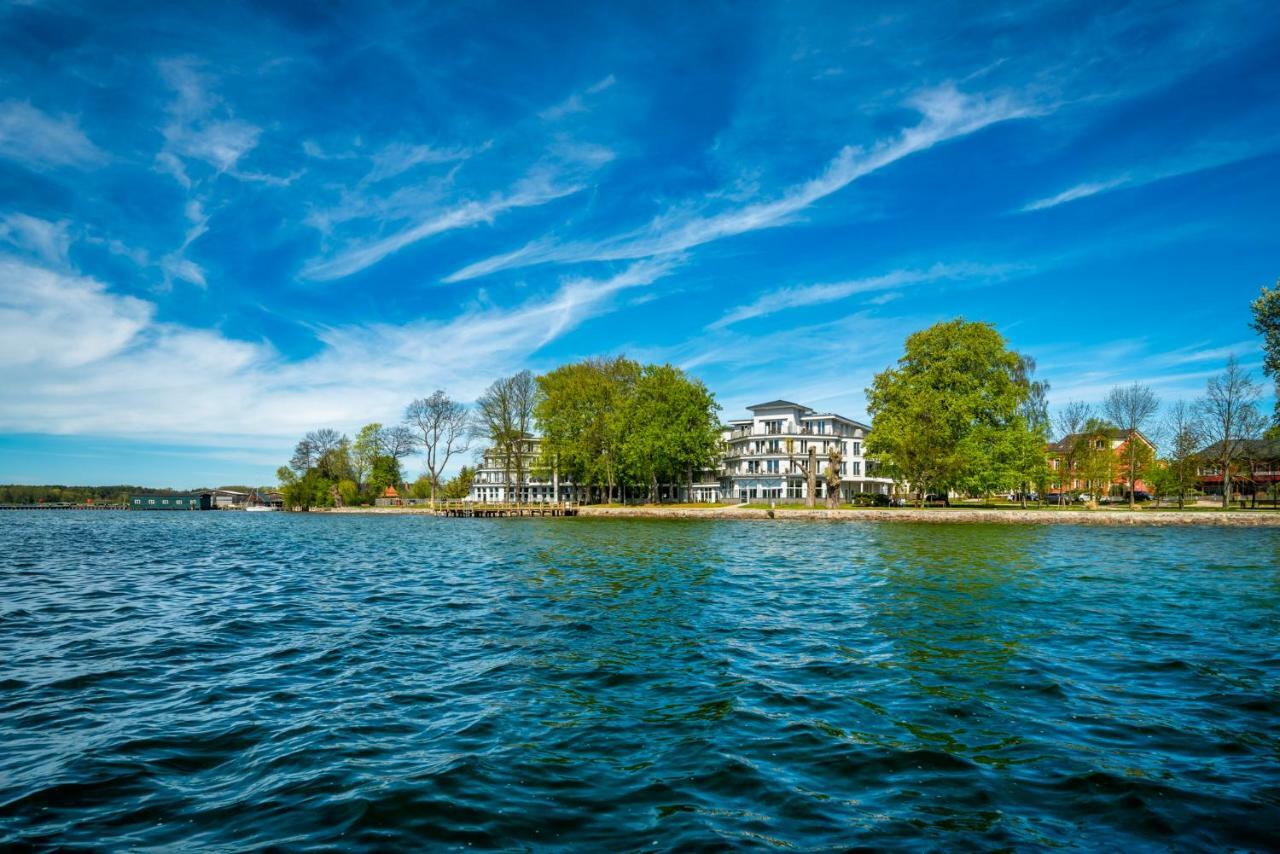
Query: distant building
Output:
[[129, 493, 213, 510], [1047, 428, 1156, 495], [375, 485, 402, 507], [211, 489, 248, 509], [469, 434, 576, 503], [1197, 438, 1280, 497]]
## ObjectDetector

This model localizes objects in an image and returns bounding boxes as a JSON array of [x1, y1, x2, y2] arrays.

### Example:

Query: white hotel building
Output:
[[718, 400, 893, 502], [468, 399, 894, 503]]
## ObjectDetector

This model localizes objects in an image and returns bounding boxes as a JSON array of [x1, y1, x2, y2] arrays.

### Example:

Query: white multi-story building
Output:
[[718, 400, 893, 502], [466, 399, 895, 504], [468, 435, 577, 503]]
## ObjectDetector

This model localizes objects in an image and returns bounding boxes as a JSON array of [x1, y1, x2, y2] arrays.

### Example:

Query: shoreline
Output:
[[318, 505, 1280, 526]]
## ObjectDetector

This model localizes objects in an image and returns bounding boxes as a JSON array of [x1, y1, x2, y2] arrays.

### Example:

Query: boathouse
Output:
[[129, 493, 214, 510]]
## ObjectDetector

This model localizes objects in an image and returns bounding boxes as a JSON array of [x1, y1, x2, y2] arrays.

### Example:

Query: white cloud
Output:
[[709, 262, 1017, 329], [364, 141, 478, 184], [448, 84, 1039, 282], [1020, 136, 1280, 212], [539, 74, 617, 121], [0, 214, 73, 267], [155, 58, 262, 184], [0, 101, 105, 170], [300, 171, 585, 281], [0, 255, 674, 443]]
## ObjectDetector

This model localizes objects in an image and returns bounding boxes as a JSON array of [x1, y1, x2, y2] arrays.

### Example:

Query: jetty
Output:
[[433, 501, 578, 518]]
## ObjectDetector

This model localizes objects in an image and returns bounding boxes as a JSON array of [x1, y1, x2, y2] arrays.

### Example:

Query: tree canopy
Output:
[[865, 318, 1036, 502]]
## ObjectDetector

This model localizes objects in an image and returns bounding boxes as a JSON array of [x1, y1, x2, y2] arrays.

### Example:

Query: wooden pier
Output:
[[433, 500, 578, 518]]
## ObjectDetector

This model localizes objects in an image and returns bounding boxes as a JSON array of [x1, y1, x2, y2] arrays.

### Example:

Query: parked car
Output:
[[923, 493, 950, 506], [1043, 492, 1064, 504], [1131, 491, 1152, 502]]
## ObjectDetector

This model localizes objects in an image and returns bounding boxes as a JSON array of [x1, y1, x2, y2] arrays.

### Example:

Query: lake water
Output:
[[1, 512, 1277, 850]]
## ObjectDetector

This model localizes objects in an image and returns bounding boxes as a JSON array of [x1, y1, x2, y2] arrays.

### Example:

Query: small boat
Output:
[[244, 490, 280, 512]]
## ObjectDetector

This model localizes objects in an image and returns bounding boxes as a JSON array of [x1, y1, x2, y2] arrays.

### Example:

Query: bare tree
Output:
[[1199, 356, 1262, 508], [824, 445, 842, 509], [307, 428, 345, 456], [1052, 401, 1093, 505], [1162, 401, 1204, 510], [289, 438, 316, 473], [1104, 382, 1160, 509], [786, 440, 819, 508], [379, 425, 418, 487], [1237, 404, 1269, 508], [474, 371, 537, 503], [1016, 355, 1050, 508], [405, 391, 471, 502]]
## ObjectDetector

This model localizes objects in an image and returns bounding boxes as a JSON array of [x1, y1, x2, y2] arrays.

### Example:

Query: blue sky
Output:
[[1, 0, 1277, 488]]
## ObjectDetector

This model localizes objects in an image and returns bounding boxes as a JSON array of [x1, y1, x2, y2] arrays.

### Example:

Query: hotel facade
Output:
[[467, 398, 894, 503], [718, 400, 893, 502]]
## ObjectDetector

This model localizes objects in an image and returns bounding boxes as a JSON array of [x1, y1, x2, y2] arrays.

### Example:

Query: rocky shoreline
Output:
[[320, 505, 1280, 526]]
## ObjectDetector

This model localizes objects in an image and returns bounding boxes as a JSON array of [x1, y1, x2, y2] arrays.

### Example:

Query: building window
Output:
[[851, 441, 861, 455], [850, 461, 861, 476]]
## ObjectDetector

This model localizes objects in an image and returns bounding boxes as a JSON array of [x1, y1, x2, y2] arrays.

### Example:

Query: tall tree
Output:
[[1052, 401, 1093, 505], [351, 423, 384, 490], [1199, 355, 1262, 508], [475, 370, 537, 503], [535, 356, 640, 503], [405, 391, 470, 502], [379, 425, 418, 486], [1014, 355, 1051, 508], [866, 319, 1029, 506], [1160, 401, 1204, 509], [621, 364, 721, 502], [1104, 382, 1160, 509], [1249, 278, 1280, 424]]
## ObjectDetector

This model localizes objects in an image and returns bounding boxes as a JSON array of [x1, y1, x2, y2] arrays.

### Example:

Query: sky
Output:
[[1, 0, 1278, 488]]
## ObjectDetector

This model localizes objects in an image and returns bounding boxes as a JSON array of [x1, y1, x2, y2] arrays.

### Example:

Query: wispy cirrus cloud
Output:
[[0, 101, 105, 170], [447, 84, 1041, 282], [0, 213, 73, 267], [155, 58, 263, 187], [300, 170, 586, 281], [539, 74, 617, 121], [1020, 137, 1280, 212], [709, 262, 1020, 329]]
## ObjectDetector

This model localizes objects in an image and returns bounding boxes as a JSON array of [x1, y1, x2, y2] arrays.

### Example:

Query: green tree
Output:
[[442, 465, 476, 499], [351, 423, 384, 491], [367, 455, 402, 496], [1249, 278, 1280, 424], [621, 364, 722, 502], [535, 356, 640, 503], [866, 319, 1030, 506]]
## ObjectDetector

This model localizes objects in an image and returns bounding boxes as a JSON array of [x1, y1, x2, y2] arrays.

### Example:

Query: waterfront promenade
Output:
[[321, 503, 1280, 526]]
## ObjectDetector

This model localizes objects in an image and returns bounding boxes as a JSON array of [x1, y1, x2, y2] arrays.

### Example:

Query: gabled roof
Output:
[[1048, 428, 1156, 453], [1198, 438, 1280, 458]]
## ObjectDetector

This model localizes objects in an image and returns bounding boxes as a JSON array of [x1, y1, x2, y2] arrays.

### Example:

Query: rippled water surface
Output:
[[2, 513, 1278, 850]]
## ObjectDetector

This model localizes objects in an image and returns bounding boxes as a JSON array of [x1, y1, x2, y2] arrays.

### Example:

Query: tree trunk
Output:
[[806, 447, 817, 509]]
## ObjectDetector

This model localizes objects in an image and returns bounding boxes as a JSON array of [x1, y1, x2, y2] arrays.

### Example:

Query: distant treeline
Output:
[[0, 484, 268, 504]]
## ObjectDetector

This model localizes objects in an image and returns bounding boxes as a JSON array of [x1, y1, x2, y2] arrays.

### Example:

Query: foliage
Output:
[[866, 318, 1034, 503], [367, 455, 402, 496], [535, 356, 640, 502], [1157, 400, 1204, 508], [620, 364, 722, 501], [442, 465, 476, 499], [351, 423, 384, 489], [1249, 277, 1280, 424], [1076, 418, 1119, 503], [0, 484, 173, 505]]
